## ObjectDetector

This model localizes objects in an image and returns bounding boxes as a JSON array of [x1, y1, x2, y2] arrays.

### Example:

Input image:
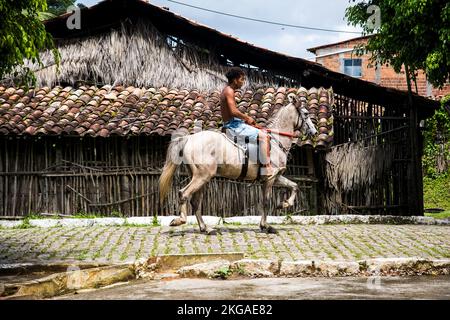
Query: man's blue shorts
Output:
[[223, 117, 259, 140]]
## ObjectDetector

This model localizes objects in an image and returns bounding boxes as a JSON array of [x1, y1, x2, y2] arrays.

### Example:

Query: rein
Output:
[[257, 127, 299, 138], [253, 111, 302, 139], [251, 112, 303, 154]]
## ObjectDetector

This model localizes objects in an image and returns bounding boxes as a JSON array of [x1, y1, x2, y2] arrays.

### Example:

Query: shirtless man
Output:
[[220, 67, 275, 179]]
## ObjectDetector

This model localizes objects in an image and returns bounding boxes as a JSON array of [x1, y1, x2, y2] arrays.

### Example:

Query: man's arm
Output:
[[224, 87, 256, 125]]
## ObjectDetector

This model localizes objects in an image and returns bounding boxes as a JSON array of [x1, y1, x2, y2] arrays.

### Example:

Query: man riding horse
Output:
[[220, 67, 282, 181], [159, 67, 318, 234]]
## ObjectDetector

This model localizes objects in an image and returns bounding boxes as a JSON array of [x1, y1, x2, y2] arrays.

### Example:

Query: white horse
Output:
[[159, 93, 317, 234]]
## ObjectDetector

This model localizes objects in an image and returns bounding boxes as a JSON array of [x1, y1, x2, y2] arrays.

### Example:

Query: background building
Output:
[[307, 35, 450, 99]]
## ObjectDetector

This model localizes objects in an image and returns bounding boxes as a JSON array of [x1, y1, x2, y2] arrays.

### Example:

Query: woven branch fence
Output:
[[0, 135, 316, 217]]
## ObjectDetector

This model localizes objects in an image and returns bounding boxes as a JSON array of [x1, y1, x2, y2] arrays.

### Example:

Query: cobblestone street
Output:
[[1, 224, 449, 265]]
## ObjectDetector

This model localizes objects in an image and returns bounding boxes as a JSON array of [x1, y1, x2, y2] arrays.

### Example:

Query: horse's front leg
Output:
[[260, 179, 278, 234], [274, 175, 298, 209]]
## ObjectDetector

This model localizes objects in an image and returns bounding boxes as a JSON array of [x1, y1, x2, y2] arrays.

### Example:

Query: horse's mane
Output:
[[265, 102, 294, 129]]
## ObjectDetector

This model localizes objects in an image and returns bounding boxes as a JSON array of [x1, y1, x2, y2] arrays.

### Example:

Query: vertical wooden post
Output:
[[405, 65, 424, 216], [0, 138, 4, 216], [120, 138, 131, 215], [313, 151, 326, 215]]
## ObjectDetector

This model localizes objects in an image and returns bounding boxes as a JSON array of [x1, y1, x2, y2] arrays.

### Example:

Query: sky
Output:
[[76, 0, 363, 60]]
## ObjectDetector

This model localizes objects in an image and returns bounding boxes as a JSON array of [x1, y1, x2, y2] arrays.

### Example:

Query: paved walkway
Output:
[[1, 224, 449, 265], [54, 276, 450, 300]]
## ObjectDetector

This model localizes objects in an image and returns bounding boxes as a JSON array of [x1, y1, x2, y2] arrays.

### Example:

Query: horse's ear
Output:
[[287, 93, 297, 104]]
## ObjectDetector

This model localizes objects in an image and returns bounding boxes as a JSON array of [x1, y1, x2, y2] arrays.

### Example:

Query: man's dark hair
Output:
[[225, 67, 245, 83]]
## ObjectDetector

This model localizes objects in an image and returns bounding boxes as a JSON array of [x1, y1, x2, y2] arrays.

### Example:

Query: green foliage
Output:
[[46, 0, 75, 16], [72, 211, 101, 218], [0, 0, 60, 87], [345, 0, 450, 88], [422, 95, 450, 178], [38, 11, 56, 21], [213, 266, 233, 279], [423, 173, 450, 210], [422, 95, 450, 211], [18, 214, 39, 228], [110, 210, 125, 218], [152, 215, 160, 226]]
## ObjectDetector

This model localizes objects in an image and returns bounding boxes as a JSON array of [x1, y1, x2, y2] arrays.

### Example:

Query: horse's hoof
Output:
[[170, 218, 185, 227], [277, 201, 290, 209], [201, 228, 217, 235], [261, 225, 278, 234]]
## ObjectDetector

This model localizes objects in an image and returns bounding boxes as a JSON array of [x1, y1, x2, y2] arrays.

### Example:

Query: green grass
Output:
[[423, 174, 450, 211], [223, 221, 242, 226], [15, 211, 126, 220], [425, 211, 450, 219], [152, 215, 160, 226], [16, 216, 34, 229]]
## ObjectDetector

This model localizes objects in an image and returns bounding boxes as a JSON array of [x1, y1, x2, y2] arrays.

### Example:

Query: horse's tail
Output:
[[159, 136, 188, 205]]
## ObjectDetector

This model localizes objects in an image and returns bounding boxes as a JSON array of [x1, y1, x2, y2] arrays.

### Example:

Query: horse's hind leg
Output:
[[169, 179, 193, 227], [170, 171, 211, 230], [190, 187, 215, 235]]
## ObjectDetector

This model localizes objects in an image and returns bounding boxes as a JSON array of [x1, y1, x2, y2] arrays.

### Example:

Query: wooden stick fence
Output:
[[319, 94, 413, 215], [0, 135, 316, 217]]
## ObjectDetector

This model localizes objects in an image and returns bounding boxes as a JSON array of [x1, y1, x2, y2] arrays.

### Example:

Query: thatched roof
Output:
[[0, 84, 334, 148], [7, 22, 285, 91]]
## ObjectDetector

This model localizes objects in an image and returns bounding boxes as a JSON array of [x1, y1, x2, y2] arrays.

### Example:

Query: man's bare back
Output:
[[220, 83, 255, 125], [220, 86, 235, 123]]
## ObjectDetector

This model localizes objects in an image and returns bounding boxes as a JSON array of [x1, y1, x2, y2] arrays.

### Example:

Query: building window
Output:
[[343, 58, 362, 77]]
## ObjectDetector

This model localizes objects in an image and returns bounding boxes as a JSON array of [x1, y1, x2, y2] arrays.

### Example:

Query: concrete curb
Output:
[[153, 252, 244, 272], [1, 215, 448, 229], [1, 264, 134, 299], [0, 220, 22, 228], [0, 253, 244, 299], [1, 255, 449, 299], [0, 262, 110, 276], [175, 258, 450, 279]]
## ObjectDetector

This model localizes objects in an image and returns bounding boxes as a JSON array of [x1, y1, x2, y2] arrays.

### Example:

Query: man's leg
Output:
[[258, 131, 273, 177]]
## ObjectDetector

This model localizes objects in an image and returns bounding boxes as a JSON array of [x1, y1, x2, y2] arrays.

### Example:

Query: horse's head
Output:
[[287, 93, 318, 136]]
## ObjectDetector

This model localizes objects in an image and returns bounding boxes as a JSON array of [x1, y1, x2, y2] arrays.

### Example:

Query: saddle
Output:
[[221, 127, 271, 181]]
